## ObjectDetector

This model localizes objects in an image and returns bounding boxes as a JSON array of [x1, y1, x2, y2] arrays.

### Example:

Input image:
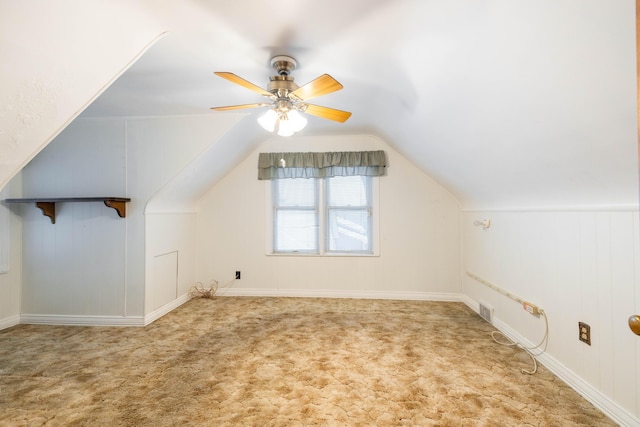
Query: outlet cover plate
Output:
[[579, 322, 591, 345]]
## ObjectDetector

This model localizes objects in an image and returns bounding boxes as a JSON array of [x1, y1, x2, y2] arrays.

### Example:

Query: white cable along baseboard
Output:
[[461, 295, 639, 427]]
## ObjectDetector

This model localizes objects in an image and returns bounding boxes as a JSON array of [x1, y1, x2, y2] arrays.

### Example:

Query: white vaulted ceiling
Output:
[[2, 0, 638, 209]]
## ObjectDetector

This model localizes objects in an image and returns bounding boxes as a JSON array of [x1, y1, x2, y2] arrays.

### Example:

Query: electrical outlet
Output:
[[235, 271, 241, 280], [579, 322, 591, 345]]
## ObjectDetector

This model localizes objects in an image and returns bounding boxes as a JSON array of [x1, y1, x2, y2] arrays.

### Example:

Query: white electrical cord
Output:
[[490, 309, 549, 375], [466, 272, 550, 375], [214, 276, 238, 296]]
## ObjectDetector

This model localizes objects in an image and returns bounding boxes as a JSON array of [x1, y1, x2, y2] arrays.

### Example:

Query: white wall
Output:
[[462, 209, 640, 424], [0, 175, 22, 328], [0, 0, 166, 191], [145, 213, 197, 316], [125, 114, 242, 317], [196, 134, 461, 298], [18, 114, 241, 321], [20, 119, 128, 317]]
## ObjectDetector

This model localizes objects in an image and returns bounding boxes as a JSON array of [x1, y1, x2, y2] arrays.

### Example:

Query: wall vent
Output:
[[479, 302, 493, 323]]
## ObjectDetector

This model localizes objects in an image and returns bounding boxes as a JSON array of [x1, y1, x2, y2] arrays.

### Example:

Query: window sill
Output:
[[266, 251, 379, 258]]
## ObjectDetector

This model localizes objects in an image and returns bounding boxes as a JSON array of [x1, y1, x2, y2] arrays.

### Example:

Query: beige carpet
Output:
[[0, 297, 615, 426]]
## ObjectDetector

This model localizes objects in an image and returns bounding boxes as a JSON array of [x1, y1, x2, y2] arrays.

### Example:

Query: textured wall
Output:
[[0, 1, 165, 190]]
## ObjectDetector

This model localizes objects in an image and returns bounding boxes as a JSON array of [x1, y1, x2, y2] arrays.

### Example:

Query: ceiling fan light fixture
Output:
[[213, 55, 350, 133], [258, 105, 308, 137]]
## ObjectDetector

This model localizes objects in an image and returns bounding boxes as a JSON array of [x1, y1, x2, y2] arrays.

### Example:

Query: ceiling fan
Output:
[[211, 55, 351, 136]]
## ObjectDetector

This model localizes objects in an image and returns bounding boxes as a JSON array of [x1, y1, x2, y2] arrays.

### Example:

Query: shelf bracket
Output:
[[35, 202, 56, 224], [103, 200, 126, 218]]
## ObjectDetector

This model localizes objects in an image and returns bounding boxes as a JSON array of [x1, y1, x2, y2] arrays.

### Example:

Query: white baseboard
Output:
[[215, 287, 464, 302], [461, 295, 479, 312], [20, 313, 145, 327], [462, 296, 639, 427], [9, 292, 464, 330], [14, 295, 192, 328], [144, 293, 191, 325], [0, 314, 20, 330]]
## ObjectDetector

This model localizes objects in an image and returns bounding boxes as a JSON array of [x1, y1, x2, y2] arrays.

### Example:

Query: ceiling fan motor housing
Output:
[[270, 55, 297, 75], [268, 75, 299, 98], [269, 56, 300, 98]]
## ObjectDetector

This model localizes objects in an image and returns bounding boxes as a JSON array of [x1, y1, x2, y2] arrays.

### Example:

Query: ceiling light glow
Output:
[[258, 105, 307, 137]]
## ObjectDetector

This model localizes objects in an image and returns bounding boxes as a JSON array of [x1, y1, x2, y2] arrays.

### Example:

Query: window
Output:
[[271, 176, 376, 255], [260, 150, 385, 256]]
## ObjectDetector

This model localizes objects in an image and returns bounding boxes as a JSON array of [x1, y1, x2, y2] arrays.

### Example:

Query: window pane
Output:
[[275, 210, 318, 252], [275, 178, 316, 207], [327, 209, 370, 252], [327, 176, 369, 206]]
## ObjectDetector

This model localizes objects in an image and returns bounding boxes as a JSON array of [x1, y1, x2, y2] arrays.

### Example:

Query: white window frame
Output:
[[266, 176, 380, 257]]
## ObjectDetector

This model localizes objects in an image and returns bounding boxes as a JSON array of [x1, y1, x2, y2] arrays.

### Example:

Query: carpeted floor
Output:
[[0, 297, 615, 426]]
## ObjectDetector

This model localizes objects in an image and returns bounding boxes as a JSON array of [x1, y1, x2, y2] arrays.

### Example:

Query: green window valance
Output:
[[258, 151, 387, 180]]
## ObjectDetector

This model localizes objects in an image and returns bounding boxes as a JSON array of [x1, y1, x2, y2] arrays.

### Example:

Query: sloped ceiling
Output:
[[19, 1, 640, 209], [0, 0, 167, 192]]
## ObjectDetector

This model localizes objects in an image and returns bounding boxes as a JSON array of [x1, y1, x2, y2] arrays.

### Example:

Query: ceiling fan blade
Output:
[[290, 74, 343, 101], [303, 104, 352, 123], [210, 103, 268, 111], [214, 72, 274, 98]]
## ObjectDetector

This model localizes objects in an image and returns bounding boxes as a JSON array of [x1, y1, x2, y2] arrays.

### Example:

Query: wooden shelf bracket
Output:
[[35, 201, 56, 224], [103, 199, 126, 218]]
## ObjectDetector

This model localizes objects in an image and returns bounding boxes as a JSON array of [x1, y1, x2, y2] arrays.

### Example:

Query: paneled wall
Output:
[[0, 176, 22, 328], [20, 119, 128, 317], [462, 209, 640, 423], [125, 115, 242, 316], [18, 114, 240, 320], [145, 213, 197, 315], [196, 134, 461, 298]]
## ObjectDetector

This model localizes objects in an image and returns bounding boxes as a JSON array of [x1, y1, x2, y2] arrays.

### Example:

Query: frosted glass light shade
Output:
[[258, 107, 307, 137], [277, 119, 294, 137], [287, 110, 307, 132], [258, 109, 278, 132]]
